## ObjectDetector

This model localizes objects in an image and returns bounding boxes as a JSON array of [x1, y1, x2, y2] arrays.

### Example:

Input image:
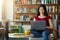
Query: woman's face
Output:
[[39, 7, 45, 15]]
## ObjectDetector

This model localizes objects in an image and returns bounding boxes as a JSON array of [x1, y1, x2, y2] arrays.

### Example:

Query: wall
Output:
[[0, 0, 2, 20], [6, 0, 13, 21]]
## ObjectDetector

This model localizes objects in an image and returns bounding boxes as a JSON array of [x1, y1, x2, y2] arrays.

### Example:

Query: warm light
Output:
[[0, 0, 2, 20]]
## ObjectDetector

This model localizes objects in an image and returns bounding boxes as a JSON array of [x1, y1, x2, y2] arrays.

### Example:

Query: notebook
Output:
[[31, 21, 46, 30]]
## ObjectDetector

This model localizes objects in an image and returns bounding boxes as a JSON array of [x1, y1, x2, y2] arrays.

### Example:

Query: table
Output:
[[8, 33, 33, 40]]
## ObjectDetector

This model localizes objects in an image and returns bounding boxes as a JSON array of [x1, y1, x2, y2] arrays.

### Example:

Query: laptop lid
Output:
[[31, 21, 46, 30]]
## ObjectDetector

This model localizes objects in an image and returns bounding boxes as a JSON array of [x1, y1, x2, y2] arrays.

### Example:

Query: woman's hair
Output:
[[37, 4, 48, 16]]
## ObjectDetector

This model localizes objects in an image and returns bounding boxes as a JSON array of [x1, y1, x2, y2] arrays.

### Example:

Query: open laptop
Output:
[[31, 21, 46, 30]]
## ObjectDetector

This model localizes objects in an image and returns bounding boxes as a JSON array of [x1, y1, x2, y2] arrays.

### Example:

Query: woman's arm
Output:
[[47, 19, 57, 40], [33, 18, 36, 21], [46, 19, 54, 30]]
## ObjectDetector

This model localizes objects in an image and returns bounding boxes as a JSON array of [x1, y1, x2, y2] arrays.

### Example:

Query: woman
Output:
[[31, 4, 54, 40]]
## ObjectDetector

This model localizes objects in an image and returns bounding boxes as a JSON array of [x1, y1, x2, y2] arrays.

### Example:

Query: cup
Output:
[[24, 30, 30, 35]]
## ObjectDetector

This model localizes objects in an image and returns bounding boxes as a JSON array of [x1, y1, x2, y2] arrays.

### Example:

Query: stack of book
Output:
[[41, 0, 57, 4], [46, 6, 58, 13], [22, 8, 27, 13], [21, 0, 28, 5], [14, 0, 58, 5], [20, 15, 30, 21], [51, 15, 58, 20], [30, 8, 37, 13], [14, 0, 21, 5]]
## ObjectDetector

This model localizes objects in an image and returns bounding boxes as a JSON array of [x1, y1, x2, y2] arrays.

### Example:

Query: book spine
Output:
[[21, 0, 28, 5], [46, 6, 49, 12], [52, 6, 55, 13], [49, 0, 51, 4], [36, 0, 41, 4], [54, 0, 56, 4], [32, 0, 37, 4], [30, 8, 37, 13], [55, 0, 57, 4], [59, 7, 60, 13], [49, 6, 52, 12], [28, 0, 32, 4], [20, 15, 24, 21], [41, 0, 45, 4], [22, 8, 26, 13], [46, 0, 49, 4], [45, 0, 47, 4]]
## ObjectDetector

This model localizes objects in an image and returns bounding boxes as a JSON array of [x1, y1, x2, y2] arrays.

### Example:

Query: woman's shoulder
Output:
[[34, 16, 38, 18], [46, 16, 52, 19]]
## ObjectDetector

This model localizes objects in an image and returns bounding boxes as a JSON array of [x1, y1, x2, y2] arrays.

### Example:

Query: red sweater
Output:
[[34, 16, 51, 26]]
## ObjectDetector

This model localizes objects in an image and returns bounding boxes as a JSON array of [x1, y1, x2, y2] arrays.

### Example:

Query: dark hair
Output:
[[37, 4, 48, 16]]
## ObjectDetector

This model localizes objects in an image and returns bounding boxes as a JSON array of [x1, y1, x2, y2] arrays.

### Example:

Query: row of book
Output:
[[51, 15, 60, 20], [15, 14, 60, 21], [46, 6, 58, 13], [14, 7, 37, 13], [14, 6, 60, 13], [14, 0, 58, 5], [19, 15, 30, 21], [19, 15, 33, 21]]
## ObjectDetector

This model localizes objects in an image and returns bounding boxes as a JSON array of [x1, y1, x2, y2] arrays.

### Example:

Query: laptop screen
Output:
[[31, 21, 46, 30]]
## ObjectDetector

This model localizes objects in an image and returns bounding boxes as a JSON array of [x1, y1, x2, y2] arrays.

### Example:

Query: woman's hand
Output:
[[46, 26, 53, 30]]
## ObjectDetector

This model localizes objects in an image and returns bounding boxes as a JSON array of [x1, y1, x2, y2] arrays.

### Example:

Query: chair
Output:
[[0, 22, 5, 40], [30, 21, 57, 40]]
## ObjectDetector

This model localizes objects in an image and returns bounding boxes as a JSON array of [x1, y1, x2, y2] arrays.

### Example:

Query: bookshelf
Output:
[[13, 0, 60, 22]]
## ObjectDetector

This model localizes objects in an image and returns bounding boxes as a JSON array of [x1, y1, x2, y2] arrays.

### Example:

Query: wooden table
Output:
[[8, 33, 33, 40]]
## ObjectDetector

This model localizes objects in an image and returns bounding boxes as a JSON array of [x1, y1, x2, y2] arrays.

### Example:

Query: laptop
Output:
[[31, 21, 46, 30]]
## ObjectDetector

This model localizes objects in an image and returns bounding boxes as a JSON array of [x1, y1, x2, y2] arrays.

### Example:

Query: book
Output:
[[57, 15, 60, 20], [54, 0, 56, 4], [41, 0, 45, 4], [52, 6, 57, 13], [36, 0, 41, 4], [30, 8, 37, 13], [21, 0, 28, 5], [51, 15, 58, 20], [52, 6, 55, 13], [28, 0, 32, 4], [22, 8, 27, 13], [48, 6, 52, 12], [32, 0, 37, 4], [46, 6, 49, 12], [16, 8, 22, 13], [20, 15, 24, 21], [49, 0, 51, 4], [58, 0, 60, 3], [20, 15, 30, 21], [45, 0, 49, 4], [55, 0, 57, 4], [58, 7, 60, 12], [26, 8, 30, 13]]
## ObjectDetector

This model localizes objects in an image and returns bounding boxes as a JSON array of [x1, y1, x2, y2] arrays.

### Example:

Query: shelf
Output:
[[9, 20, 60, 23], [10, 20, 31, 23], [18, 4, 60, 8], [15, 12, 60, 15], [49, 12, 59, 15], [22, 4, 60, 6], [15, 13, 37, 15]]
